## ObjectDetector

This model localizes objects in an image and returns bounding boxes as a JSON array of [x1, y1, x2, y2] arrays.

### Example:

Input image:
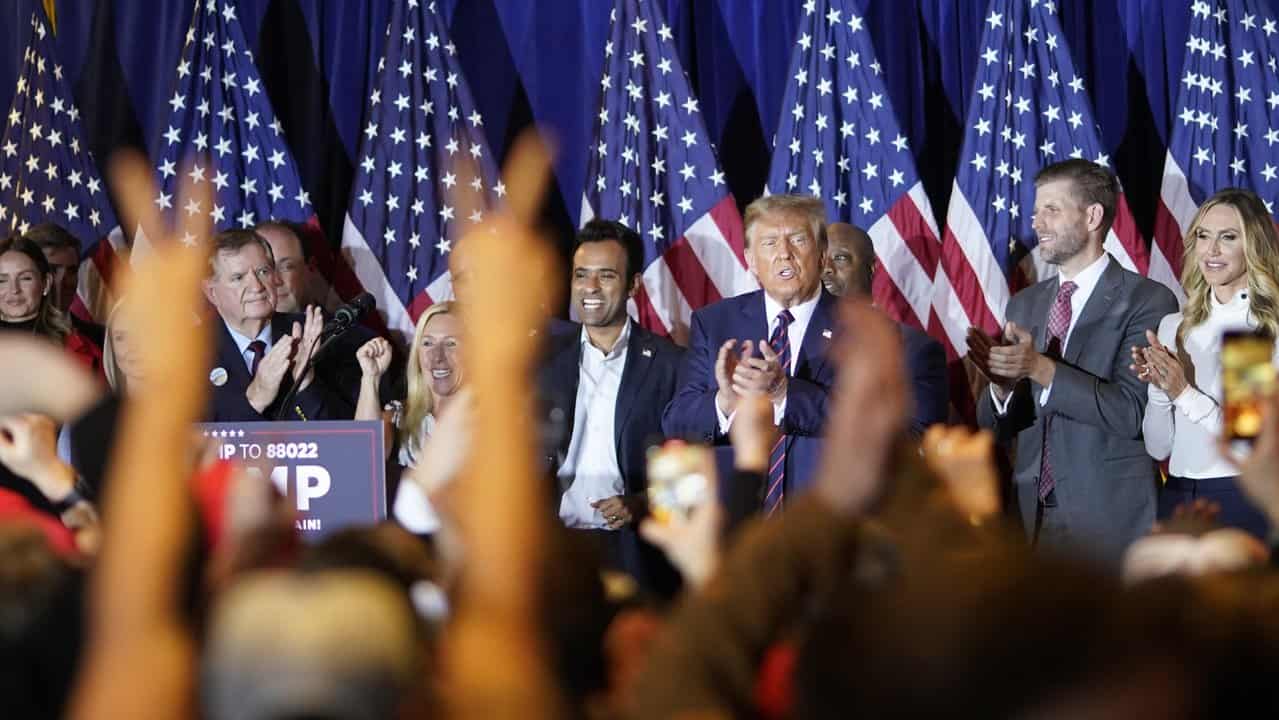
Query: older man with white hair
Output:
[[663, 194, 839, 518]]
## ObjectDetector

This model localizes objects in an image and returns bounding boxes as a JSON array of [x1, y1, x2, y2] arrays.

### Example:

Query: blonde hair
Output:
[[1177, 188, 1279, 380], [400, 301, 458, 455], [101, 299, 128, 392], [742, 194, 827, 250]]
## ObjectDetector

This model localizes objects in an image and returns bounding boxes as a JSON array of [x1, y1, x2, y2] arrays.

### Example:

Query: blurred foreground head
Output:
[[202, 569, 426, 720]]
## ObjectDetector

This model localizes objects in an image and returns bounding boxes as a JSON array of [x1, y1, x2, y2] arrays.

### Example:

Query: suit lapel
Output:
[[1024, 280, 1053, 352], [796, 290, 837, 378], [213, 318, 253, 390], [615, 324, 655, 447], [1064, 260, 1123, 365]]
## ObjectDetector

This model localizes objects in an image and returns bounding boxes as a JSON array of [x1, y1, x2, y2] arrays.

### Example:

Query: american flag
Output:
[[0, 11, 122, 319], [340, 0, 500, 336], [932, 0, 1164, 351], [150, 0, 312, 249], [767, 0, 948, 353], [1154, 0, 1277, 306], [581, 0, 756, 342]]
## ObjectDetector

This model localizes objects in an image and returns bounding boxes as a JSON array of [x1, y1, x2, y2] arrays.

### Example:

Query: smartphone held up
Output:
[[646, 440, 712, 524], [1222, 329, 1277, 454]]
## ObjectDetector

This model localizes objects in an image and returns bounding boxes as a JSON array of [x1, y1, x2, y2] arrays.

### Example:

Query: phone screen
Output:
[[1221, 329, 1276, 444], [646, 440, 711, 524]]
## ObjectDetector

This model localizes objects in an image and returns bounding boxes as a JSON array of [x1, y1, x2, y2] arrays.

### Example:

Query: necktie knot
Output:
[[1056, 280, 1078, 303], [247, 340, 266, 377], [776, 309, 794, 329]]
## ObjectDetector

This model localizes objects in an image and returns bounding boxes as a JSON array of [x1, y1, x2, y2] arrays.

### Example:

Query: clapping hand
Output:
[[246, 338, 295, 413], [291, 304, 324, 388], [1131, 330, 1188, 399]]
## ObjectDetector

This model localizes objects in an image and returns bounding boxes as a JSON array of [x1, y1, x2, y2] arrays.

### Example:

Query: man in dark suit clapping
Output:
[[202, 229, 348, 422]]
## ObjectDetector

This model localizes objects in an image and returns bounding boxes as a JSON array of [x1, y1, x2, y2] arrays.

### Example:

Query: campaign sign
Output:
[[199, 421, 386, 540]]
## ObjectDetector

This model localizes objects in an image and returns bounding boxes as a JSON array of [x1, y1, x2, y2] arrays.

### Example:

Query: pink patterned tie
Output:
[[1038, 280, 1077, 501]]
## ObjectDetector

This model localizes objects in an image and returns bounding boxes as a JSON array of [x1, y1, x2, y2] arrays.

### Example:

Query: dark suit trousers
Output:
[[1159, 475, 1271, 540]]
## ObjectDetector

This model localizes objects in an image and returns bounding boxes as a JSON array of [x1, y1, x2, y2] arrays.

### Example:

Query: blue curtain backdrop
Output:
[[0, 0, 1231, 266]]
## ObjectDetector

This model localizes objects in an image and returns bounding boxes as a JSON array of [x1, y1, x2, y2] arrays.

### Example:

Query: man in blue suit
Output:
[[663, 195, 838, 517], [203, 229, 350, 422], [822, 221, 948, 435], [542, 220, 684, 594]]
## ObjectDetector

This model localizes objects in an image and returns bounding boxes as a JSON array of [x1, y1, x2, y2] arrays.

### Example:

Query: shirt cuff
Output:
[[1147, 383, 1173, 407], [990, 385, 1014, 415], [716, 399, 735, 434], [1173, 386, 1218, 423]]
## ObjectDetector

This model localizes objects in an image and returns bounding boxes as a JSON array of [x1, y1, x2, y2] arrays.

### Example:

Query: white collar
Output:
[[1057, 252, 1110, 297], [763, 287, 821, 327], [224, 318, 272, 356], [580, 317, 631, 359]]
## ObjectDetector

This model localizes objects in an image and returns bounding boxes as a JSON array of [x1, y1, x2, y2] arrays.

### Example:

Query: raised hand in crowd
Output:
[[68, 150, 215, 720], [0, 334, 103, 420], [1223, 391, 1279, 530], [1131, 329, 1189, 399], [441, 131, 563, 719], [815, 300, 910, 516], [0, 413, 99, 554], [920, 424, 1000, 524]]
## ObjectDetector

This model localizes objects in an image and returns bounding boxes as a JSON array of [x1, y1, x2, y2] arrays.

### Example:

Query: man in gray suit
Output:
[[968, 159, 1179, 565]]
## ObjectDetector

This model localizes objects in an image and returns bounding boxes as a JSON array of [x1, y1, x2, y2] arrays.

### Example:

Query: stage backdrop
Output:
[[0, 0, 1224, 302]]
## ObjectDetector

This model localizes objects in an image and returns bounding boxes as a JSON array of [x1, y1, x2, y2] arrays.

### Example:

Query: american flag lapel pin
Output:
[[822, 329, 832, 339]]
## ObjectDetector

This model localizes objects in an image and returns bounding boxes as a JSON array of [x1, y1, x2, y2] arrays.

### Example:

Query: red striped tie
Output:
[[763, 309, 793, 516]]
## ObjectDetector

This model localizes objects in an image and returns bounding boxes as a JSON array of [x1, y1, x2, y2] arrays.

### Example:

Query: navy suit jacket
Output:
[[541, 321, 684, 595], [543, 322, 684, 499], [662, 289, 840, 508], [204, 313, 352, 422], [901, 323, 949, 435]]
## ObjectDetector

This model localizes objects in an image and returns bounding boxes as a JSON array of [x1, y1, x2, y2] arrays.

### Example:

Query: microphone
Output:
[[323, 293, 375, 335], [273, 293, 376, 421]]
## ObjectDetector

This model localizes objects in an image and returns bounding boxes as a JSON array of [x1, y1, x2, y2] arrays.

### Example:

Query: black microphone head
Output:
[[334, 293, 376, 325]]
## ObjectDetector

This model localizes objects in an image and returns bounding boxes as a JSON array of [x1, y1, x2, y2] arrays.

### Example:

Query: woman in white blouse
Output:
[[1135, 188, 1279, 538], [355, 301, 467, 534]]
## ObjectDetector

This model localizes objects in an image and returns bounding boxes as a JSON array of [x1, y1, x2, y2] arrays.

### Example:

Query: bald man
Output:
[[822, 222, 948, 434]]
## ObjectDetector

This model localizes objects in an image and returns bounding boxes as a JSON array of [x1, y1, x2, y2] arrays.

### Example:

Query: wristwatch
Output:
[[51, 475, 94, 515]]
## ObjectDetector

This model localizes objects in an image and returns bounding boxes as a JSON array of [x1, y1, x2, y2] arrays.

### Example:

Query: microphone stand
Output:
[[271, 321, 356, 421]]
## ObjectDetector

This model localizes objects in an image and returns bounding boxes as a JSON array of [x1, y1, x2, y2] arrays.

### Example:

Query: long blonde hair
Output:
[[400, 301, 458, 455], [102, 299, 129, 392], [1178, 188, 1279, 376]]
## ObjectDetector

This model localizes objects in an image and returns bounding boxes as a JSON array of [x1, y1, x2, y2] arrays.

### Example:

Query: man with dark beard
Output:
[[967, 160, 1178, 565]]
